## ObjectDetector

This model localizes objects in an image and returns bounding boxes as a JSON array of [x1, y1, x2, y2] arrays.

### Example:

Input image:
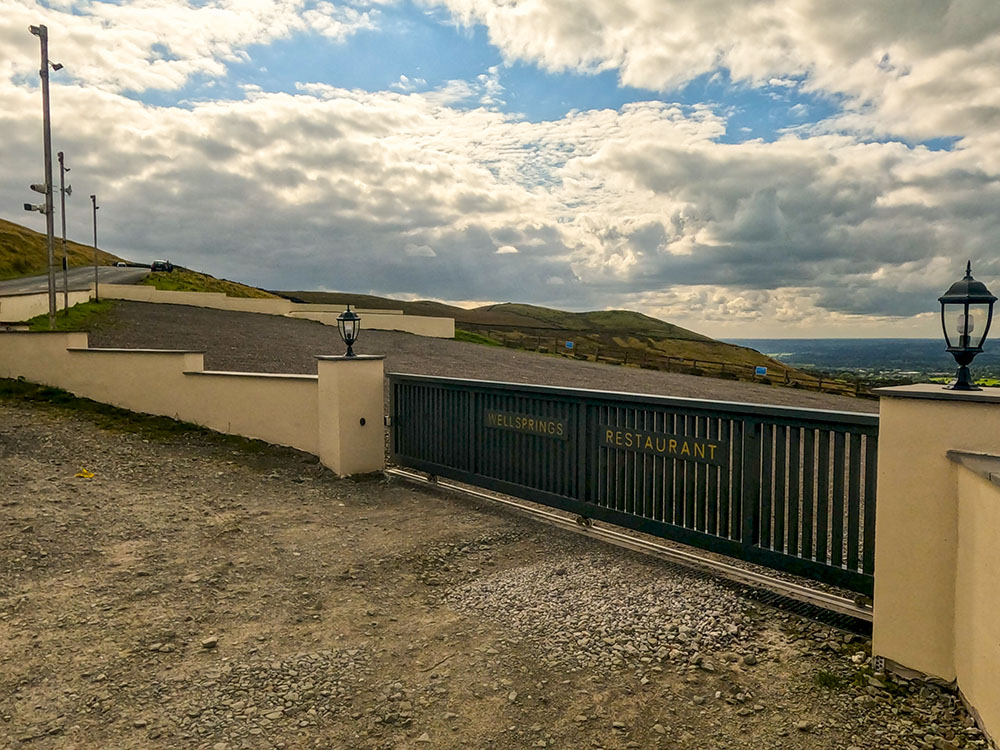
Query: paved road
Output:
[[0, 266, 148, 295]]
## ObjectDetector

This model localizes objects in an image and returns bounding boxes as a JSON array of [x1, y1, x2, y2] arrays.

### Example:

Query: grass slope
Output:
[[277, 290, 793, 374], [27, 299, 118, 331], [0, 217, 122, 280], [141, 268, 279, 299]]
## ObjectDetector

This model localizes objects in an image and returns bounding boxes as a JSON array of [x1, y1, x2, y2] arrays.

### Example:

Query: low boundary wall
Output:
[[0, 290, 92, 323], [0, 332, 384, 477]]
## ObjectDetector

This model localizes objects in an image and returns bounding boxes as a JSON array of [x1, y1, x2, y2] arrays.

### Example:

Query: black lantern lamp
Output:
[[938, 261, 996, 391], [337, 304, 361, 357]]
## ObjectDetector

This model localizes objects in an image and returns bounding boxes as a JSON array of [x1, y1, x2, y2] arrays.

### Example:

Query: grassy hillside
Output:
[[276, 289, 794, 376], [0, 217, 123, 280], [142, 268, 279, 299]]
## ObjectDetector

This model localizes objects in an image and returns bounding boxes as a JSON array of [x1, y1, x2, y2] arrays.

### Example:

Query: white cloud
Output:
[[429, 0, 1000, 145], [1, 0, 378, 93], [2, 0, 999, 337], [404, 243, 437, 257]]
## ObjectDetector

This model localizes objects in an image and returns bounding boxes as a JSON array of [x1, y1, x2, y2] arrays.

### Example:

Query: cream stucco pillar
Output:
[[872, 384, 1000, 682], [316, 354, 385, 477]]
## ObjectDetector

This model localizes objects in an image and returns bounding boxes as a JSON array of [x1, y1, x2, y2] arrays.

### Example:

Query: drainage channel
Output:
[[388, 467, 873, 637]]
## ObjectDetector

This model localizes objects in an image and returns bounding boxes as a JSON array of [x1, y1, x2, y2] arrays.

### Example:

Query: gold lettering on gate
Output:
[[598, 424, 728, 467], [485, 410, 569, 440]]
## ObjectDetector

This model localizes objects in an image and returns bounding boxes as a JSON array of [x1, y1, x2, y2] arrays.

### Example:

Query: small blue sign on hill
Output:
[[565, 341, 574, 349], [754, 366, 768, 376]]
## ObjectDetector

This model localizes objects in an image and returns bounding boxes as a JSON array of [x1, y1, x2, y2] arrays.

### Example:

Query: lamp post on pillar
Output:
[[58, 151, 71, 314], [337, 305, 361, 357], [90, 194, 99, 301], [938, 261, 996, 391]]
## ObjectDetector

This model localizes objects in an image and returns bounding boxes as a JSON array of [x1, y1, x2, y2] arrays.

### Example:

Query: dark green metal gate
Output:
[[389, 374, 878, 595]]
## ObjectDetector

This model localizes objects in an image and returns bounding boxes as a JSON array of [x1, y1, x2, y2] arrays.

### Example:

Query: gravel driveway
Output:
[[87, 302, 878, 414], [0, 397, 984, 749]]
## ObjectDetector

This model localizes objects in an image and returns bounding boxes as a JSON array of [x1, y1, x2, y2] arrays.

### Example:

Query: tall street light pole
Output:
[[58, 151, 71, 315], [29, 24, 61, 329], [91, 195, 100, 302]]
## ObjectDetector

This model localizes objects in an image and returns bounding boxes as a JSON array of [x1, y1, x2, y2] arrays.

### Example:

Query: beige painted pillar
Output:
[[872, 384, 1000, 681], [316, 355, 385, 477]]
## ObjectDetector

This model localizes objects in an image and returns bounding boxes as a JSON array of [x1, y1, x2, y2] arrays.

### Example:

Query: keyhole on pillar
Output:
[[359, 418, 366, 426]]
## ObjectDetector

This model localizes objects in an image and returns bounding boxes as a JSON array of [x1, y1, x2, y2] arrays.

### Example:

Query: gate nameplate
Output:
[[486, 410, 568, 440], [600, 424, 727, 467]]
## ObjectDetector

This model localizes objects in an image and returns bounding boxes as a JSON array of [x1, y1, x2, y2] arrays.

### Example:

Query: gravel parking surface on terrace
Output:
[[87, 301, 878, 414], [0, 396, 985, 749]]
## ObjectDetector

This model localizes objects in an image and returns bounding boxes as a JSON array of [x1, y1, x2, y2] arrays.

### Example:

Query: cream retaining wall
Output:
[[0, 290, 92, 323], [287, 310, 454, 338], [100, 284, 450, 336], [873, 385, 1000, 743], [0, 332, 384, 475]]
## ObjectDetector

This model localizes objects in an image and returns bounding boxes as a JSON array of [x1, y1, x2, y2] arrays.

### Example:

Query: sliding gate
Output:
[[389, 374, 878, 595]]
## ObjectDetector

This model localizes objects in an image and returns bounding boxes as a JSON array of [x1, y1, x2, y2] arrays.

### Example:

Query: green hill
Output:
[[0, 217, 123, 280]]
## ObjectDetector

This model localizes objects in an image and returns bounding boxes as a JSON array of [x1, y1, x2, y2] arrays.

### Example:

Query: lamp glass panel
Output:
[[968, 303, 992, 348]]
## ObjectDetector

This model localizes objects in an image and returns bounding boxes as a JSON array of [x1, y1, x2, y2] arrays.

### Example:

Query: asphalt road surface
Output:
[[0, 266, 148, 295]]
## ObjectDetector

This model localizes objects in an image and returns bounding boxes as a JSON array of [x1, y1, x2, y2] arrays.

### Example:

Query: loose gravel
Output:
[[448, 550, 759, 676]]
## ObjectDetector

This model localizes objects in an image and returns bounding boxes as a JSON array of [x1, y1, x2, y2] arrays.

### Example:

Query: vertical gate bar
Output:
[[831, 431, 847, 568], [684, 413, 695, 528], [741, 420, 761, 549], [627, 405, 636, 516], [665, 412, 676, 523], [773, 424, 787, 553], [787, 426, 801, 557], [718, 419, 731, 538], [802, 428, 816, 559], [642, 409, 656, 518], [847, 432, 862, 571], [816, 431, 831, 564], [707, 417, 719, 536], [730, 420, 743, 541], [617, 405, 625, 513], [759, 423, 773, 549], [862, 432, 878, 575], [653, 410, 663, 521], [599, 404, 609, 508], [576, 401, 588, 503], [695, 415, 705, 531]]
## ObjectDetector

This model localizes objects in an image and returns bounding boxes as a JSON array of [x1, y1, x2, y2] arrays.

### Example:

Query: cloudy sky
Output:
[[3, 1, 999, 337]]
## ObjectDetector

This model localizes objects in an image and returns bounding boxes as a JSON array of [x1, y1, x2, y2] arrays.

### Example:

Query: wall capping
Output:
[[947, 450, 1000, 489], [315, 354, 385, 362], [67, 347, 206, 355], [186, 370, 318, 382], [875, 383, 1000, 404]]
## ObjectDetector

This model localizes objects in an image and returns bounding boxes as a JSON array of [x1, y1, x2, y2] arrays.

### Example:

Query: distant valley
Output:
[[729, 338, 1000, 382]]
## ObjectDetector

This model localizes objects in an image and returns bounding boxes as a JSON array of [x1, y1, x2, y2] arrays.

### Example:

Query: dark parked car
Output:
[[150, 259, 173, 272]]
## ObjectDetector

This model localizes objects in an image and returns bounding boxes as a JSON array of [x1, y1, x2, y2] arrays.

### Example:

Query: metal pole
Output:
[[58, 150, 69, 315], [32, 24, 57, 328], [91, 195, 99, 302]]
